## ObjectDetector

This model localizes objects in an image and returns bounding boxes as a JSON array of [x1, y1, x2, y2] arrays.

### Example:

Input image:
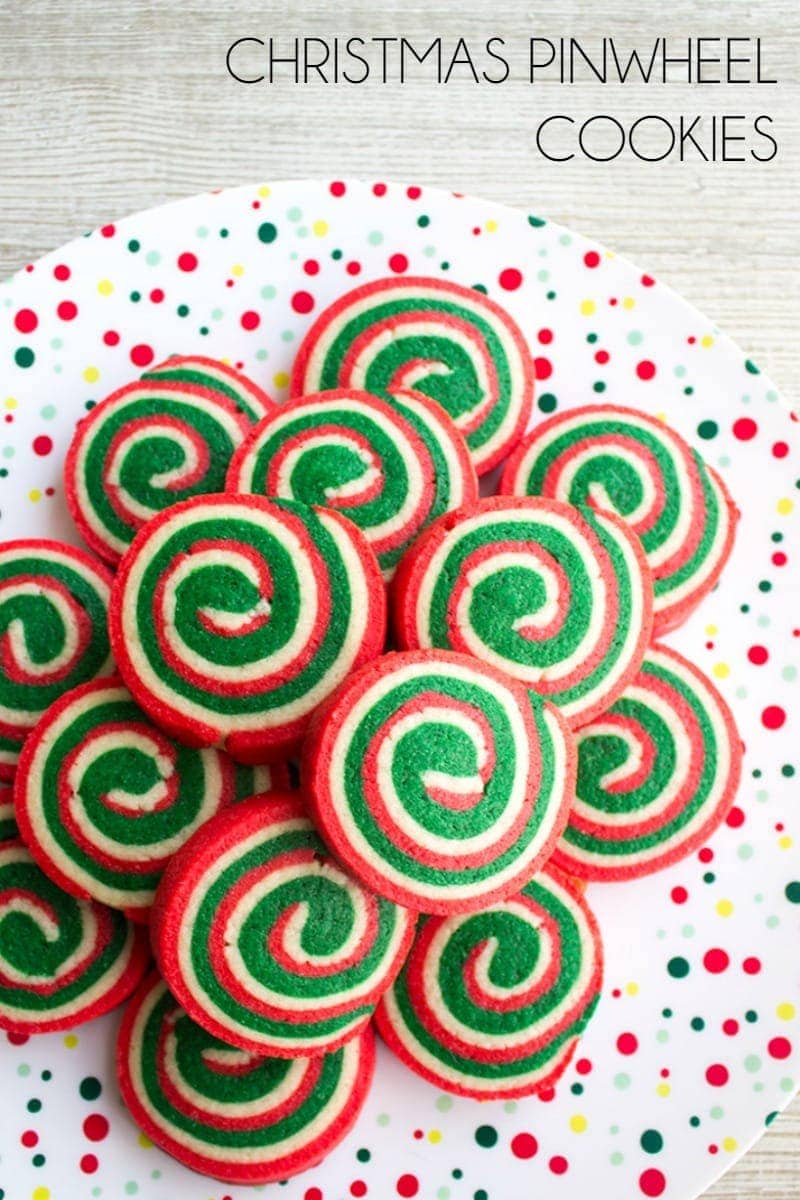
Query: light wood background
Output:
[[0, 2, 798, 1195]]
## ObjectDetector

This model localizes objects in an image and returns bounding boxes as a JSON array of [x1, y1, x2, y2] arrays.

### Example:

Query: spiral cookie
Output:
[[0, 785, 17, 842], [64, 377, 272, 563], [290, 276, 534, 475], [375, 864, 603, 1099], [109, 493, 386, 762], [0, 840, 150, 1034], [551, 643, 743, 881], [117, 973, 375, 1186], [0, 539, 114, 780], [14, 678, 280, 920], [304, 649, 574, 914], [393, 497, 653, 730], [227, 388, 478, 580], [142, 355, 275, 423], [151, 794, 415, 1055], [500, 405, 738, 634]]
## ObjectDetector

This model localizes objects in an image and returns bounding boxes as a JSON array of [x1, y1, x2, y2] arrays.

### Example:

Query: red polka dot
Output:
[[291, 291, 315, 315], [330, 181, 346, 197], [350, 1182, 367, 1198], [768, 1037, 792, 1060], [595, 349, 610, 364], [21, 1130, 38, 1148], [241, 310, 260, 331], [14, 309, 38, 334], [636, 360, 656, 381], [533, 357, 553, 381], [639, 1168, 666, 1197], [150, 288, 164, 304], [406, 186, 421, 200], [698, 847, 714, 864], [703, 948, 729, 974], [511, 1132, 538, 1159], [641, 274, 655, 287], [733, 417, 757, 441], [412, 1129, 423, 1140], [57, 300, 77, 321], [396, 1174, 419, 1197], [83, 1114, 109, 1141], [705, 1063, 729, 1087], [373, 183, 387, 196], [103, 330, 120, 347], [584, 250, 601, 268], [537, 1086, 555, 1102], [33, 436, 52, 457], [762, 705, 786, 730], [617, 1032, 638, 1055], [7, 1031, 28, 1045], [304, 1190, 322, 1200], [723, 1019, 739, 1036], [743, 957, 761, 976], [304, 259, 320, 276], [100, 224, 115, 238], [748, 645, 768, 665], [177, 252, 198, 272], [575, 1057, 592, 1075], [499, 268, 523, 291], [773, 441, 789, 458], [389, 254, 409, 274], [130, 344, 155, 368], [537, 328, 553, 344], [549, 1155, 568, 1175], [53, 264, 71, 281], [773, 551, 787, 567], [726, 806, 745, 828], [346, 261, 362, 276], [671, 886, 688, 904], [80, 1154, 98, 1174]]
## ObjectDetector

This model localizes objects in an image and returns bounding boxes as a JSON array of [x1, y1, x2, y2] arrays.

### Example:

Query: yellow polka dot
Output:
[[313, 220, 329, 237], [777, 1002, 796, 1021], [428, 1129, 442, 1144], [622, 297, 635, 310], [716, 899, 734, 917], [712, 663, 730, 679], [97, 279, 113, 296], [258, 185, 271, 198], [705, 624, 718, 636], [580, 299, 595, 316], [273, 371, 290, 389], [656, 1082, 671, 1097], [231, 264, 244, 278], [83, 366, 99, 384], [485, 219, 498, 233], [722, 1136, 737, 1152], [29, 489, 41, 503], [777, 498, 794, 516], [779, 835, 793, 850], [138, 1132, 153, 1149], [63, 1033, 78, 1047], [701, 335, 714, 348], [32, 1188, 50, 1200], [605, 250, 615, 259], [5, 397, 17, 410], [569, 1114, 588, 1133], [625, 982, 639, 996]]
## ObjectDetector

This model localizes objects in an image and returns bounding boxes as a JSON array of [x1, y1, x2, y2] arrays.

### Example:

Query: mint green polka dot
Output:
[[627, 331, 644, 346], [261, 285, 277, 300], [287, 206, 302, 221], [782, 666, 797, 682], [503, 1100, 517, 1113], [738, 844, 754, 861], [780, 1078, 795, 1093], [537, 269, 549, 282], [211, 308, 223, 320], [256, 349, 268, 361], [559, 234, 572, 245], [124, 1185, 138, 1196], [614, 1073, 631, 1090], [3, 447, 14, 459], [610, 1151, 624, 1165], [196, 226, 209, 238], [377, 1112, 390, 1126], [297, 226, 309, 238], [767, 915, 780, 929], [745, 1055, 761, 1073], [50, 337, 62, 351], [424, 245, 436, 257], [437, 1189, 451, 1200], [41, 405, 56, 419], [710, 1106, 724, 1120], [674, 365, 687, 378], [656, 1030, 669, 1044], [368, 231, 383, 245], [682, 924, 695, 937], [146, 251, 160, 266], [17, 1064, 30, 1077], [436, 1095, 453, 1112]]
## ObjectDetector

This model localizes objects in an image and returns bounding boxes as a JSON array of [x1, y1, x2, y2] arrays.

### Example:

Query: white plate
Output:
[[0, 179, 798, 1200]]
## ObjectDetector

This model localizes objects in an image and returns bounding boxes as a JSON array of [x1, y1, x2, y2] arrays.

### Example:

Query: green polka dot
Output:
[[475, 1124, 498, 1148], [528, 215, 546, 227], [32, 1154, 45, 1167], [418, 215, 430, 227], [668, 956, 690, 978], [690, 1116, 700, 1128], [177, 305, 189, 317], [356, 1149, 371, 1163], [14, 347, 34, 368], [593, 381, 606, 393], [258, 222, 278, 244], [745, 359, 760, 375], [691, 1017, 705, 1031], [641, 1129, 663, 1154], [785, 882, 800, 904], [697, 420, 718, 440], [79, 1077, 102, 1101], [538, 393, 557, 413], [127, 239, 140, 252], [452, 1169, 463, 1179], [745, 1010, 758, 1023], [27, 1098, 41, 1113]]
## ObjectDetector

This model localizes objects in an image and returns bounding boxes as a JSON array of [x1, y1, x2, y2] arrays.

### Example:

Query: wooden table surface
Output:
[[1, 2, 798, 1195]]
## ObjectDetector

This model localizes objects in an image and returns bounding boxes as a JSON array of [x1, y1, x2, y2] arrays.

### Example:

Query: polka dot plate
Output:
[[0, 179, 798, 1200]]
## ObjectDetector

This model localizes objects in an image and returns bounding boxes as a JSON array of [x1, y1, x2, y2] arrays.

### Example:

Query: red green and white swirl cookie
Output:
[[117, 973, 375, 1186], [142, 354, 275, 423], [0, 785, 17, 842], [109, 493, 386, 763], [551, 643, 743, 881], [64, 376, 274, 564], [500, 405, 738, 635], [393, 497, 653, 730], [14, 678, 281, 920], [375, 864, 603, 1099], [0, 840, 150, 1034], [151, 794, 415, 1056], [290, 276, 534, 475], [227, 388, 478, 580], [0, 539, 114, 780], [304, 649, 574, 914]]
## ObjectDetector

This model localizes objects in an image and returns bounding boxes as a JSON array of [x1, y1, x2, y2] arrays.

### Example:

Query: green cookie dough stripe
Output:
[[653, 455, 723, 602]]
